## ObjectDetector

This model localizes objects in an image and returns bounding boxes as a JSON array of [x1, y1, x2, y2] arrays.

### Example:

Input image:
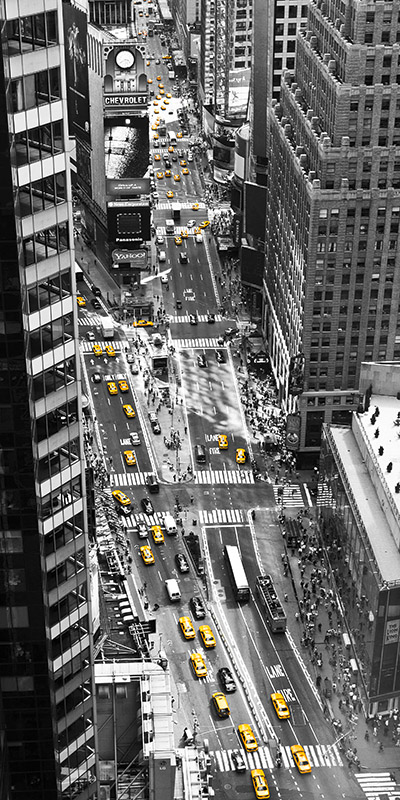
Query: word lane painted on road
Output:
[[266, 664, 285, 679]]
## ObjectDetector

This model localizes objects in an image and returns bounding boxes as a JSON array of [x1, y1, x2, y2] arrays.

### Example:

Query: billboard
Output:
[[107, 200, 151, 246], [104, 118, 149, 179], [62, 4, 91, 145], [285, 414, 301, 451], [107, 178, 150, 196], [228, 68, 251, 117]]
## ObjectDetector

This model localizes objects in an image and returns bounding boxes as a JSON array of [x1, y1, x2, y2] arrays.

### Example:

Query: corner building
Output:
[[0, 2, 96, 798], [265, 0, 400, 460]]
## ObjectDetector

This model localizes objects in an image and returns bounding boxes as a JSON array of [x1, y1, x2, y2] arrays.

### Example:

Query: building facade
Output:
[[265, 0, 400, 459], [0, 2, 97, 797]]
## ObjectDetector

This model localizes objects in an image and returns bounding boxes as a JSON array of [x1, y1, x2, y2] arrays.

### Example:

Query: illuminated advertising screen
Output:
[[105, 117, 149, 179], [62, 4, 91, 145], [107, 200, 150, 246]]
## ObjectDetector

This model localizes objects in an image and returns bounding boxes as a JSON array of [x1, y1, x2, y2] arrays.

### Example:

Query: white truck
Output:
[[101, 317, 114, 338]]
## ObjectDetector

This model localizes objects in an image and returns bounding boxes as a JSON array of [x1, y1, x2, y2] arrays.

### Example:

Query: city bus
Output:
[[224, 545, 250, 602], [75, 262, 84, 282]]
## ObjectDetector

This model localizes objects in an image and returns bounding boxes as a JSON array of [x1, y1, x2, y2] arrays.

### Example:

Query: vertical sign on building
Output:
[[62, 4, 91, 145]]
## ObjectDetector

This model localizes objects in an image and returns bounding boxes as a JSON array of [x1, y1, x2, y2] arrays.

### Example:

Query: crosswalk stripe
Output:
[[80, 340, 122, 352], [198, 509, 245, 525], [210, 743, 343, 772], [78, 313, 104, 326], [170, 314, 223, 324], [172, 338, 221, 349], [332, 744, 342, 765], [355, 772, 398, 799], [109, 472, 154, 487], [273, 485, 303, 506], [194, 470, 255, 486]]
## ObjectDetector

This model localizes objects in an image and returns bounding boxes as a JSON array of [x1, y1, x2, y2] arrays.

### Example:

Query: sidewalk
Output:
[[259, 500, 400, 782]]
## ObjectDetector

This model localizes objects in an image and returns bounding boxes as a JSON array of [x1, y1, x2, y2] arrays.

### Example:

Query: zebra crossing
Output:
[[198, 508, 245, 525], [172, 337, 221, 349], [109, 472, 155, 487], [273, 484, 304, 506], [156, 202, 207, 211], [355, 772, 399, 800], [170, 314, 223, 324], [119, 509, 176, 529], [210, 742, 343, 773], [78, 312, 104, 326], [80, 340, 122, 353], [195, 469, 254, 485]]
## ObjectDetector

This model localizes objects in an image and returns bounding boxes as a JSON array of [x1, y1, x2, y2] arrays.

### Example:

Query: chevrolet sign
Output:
[[104, 94, 147, 107]]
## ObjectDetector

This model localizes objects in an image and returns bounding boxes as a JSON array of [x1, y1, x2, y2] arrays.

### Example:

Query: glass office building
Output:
[[0, 2, 96, 797]]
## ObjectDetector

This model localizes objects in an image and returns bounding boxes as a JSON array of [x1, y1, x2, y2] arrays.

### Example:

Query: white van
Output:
[[165, 578, 181, 601], [164, 513, 177, 535], [159, 250, 166, 262], [196, 233, 203, 244]]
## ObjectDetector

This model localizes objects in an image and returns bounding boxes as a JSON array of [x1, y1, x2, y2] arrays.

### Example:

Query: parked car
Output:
[[190, 596, 206, 619], [175, 552, 190, 573]]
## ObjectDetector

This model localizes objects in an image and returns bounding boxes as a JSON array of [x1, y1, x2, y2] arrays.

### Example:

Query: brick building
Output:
[[264, 0, 400, 461]]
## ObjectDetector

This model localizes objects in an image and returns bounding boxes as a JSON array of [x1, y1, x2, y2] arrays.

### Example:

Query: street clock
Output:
[[115, 50, 135, 70]]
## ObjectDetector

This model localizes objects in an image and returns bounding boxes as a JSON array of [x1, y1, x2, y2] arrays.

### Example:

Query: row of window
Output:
[[14, 120, 63, 168], [6, 11, 58, 55], [35, 399, 78, 444], [22, 222, 69, 267], [276, 4, 308, 17], [30, 317, 74, 361], [31, 357, 76, 403], [38, 441, 80, 484], [317, 239, 399, 252], [41, 478, 82, 523], [320, 207, 400, 219], [27, 272, 72, 314], [44, 516, 84, 558], [19, 172, 66, 218], [11, 67, 61, 113]]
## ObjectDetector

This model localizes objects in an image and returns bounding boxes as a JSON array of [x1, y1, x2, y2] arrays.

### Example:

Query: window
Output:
[[15, 120, 63, 166], [18, 172, 66, 217], [6, 11, 58, 55], [289, 5, 298, 16], [275, 23, 284, 35], [288, 23, 297, 35], [11, 67, 61, 112]]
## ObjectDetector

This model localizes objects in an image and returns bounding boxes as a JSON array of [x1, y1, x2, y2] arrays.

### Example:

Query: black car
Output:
[[197, 354, 208, 368], [171, 154, 178, 161], [91, 285, 102, 296], [179, 252, 188, 264], [151, 420, 161, 434], [189, 314, 198, 325], [175, 552, 190, 573], [146, 473, 159, 493], [93, 372, 101, 383], [215, 349, 226, 364], [217, 666, 237, 693], [141, 498, 154, 515], [207, 313, 215, 323], [231, 750, 246, 772], [92, 298, 101, 309], [190, 596, 206, 620], [176, 300, 183, 310]]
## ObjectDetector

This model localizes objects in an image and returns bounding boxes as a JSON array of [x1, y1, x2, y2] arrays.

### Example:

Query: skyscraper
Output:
[[265, 0, 400, 460], [0, 3, 97, 797]]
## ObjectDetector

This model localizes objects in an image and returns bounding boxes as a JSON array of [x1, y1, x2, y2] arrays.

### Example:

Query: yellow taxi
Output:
[[105, 344, 116, 357], [200, 220, 210, 229], [180, 160, 187, 166], [133, 319, 154, 327], [236, 448, 246, 464], [156, 94, 162, 100], [177, 132, 183, 139], [164, 100, 169, 105], [218, 434, 228, 449], [107, 381, 118, 395], [238, 724, 258, 752], [251, 769, 270, 800], [112, 489, 131, 508], [156, 75, 162, 80], [199, 625, 216, 649], [156, 172, 164, 179], [181, 168, 189, 175], [168, 145, 174, 152], [194, 227, 201, 235], [153, 101, 159, 107], [148, 78, 153, 83], [151, 525, 164, 545], [192, 202, 199, 210], [270, 692, 290, 719], [147, 61, 151, 67], [166, 190, 174, 198], [153, 133, 159, 139], [124, 450, 136, 466], [140, 545, 155, 565], [158, 83, 164, 88], [173, 174, 181, 182], [165, 169, 172, 178], [179, 616, 196, 640], [162, 54, 171, 59], [290, 745, 311, 774], [118, 380, 129, 392], [154, 153, 161, 160], [161, 105, 166, 110], [77, 296, 86, 307], [160, 90, 165, 95], [190, 652, 207, 678], [93, 344, 102, 356], [154, 109, 159, 114], [174, 236, 182, 245], [151, 123, 158, 131], [166, 92, 172, 99], [180, 229, 188, 238], [123, 404, 136, 418]]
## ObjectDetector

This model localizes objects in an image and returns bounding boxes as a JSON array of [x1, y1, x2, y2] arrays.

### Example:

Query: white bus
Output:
[[224, 545, 250, 602]]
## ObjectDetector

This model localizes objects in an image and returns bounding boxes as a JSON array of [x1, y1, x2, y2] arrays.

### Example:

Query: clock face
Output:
[[116, 50, 135, 69]]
